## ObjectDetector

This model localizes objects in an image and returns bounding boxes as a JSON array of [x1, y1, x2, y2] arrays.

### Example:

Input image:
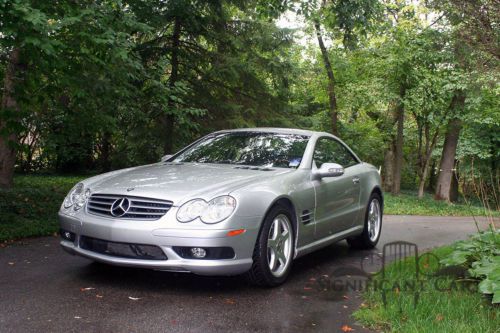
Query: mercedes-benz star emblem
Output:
[[110, 198, 130, 217]]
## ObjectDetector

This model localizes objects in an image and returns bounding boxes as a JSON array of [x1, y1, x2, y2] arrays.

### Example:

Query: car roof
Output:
[[213, 127, 332, 137]]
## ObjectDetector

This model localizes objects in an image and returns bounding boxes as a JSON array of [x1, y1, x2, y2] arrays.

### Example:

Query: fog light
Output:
[[59, 229, 75, 242], [190, 247, 207, 258]]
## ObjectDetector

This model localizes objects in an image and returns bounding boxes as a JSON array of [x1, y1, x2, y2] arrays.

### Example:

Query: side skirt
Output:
[[294, 225, 364, 259]]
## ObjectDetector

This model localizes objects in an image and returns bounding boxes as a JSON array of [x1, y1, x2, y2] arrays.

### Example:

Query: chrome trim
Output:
[[86, 194, 173, 220]]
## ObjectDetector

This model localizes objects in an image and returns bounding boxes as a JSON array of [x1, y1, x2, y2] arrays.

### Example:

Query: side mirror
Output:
[[161, 154, 173, 162], [313, 163, 344, 179]]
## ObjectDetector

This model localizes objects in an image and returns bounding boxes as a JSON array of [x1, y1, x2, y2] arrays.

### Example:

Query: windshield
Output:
[[173, 132, 310, 169]]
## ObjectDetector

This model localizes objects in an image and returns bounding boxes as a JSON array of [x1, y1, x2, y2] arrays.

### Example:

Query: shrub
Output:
[[440, 228, 500, 304]]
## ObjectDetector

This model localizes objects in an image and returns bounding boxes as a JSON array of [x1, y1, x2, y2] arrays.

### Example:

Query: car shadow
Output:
[[75, 240, 379, 294]]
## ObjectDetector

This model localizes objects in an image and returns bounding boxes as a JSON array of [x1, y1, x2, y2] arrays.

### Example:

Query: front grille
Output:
[[80, 236, 167, 260], [87, 194, 173, 220]]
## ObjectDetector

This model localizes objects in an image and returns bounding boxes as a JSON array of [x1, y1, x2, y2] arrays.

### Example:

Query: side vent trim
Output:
[[301, 210, 314, 224]]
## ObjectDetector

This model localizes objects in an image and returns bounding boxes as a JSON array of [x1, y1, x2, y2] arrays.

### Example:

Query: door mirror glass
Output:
[[161, 154, 173, 162], [314, 163, 344, 179]]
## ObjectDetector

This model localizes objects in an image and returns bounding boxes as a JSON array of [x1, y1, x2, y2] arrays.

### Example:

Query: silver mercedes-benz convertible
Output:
[[59, 128, 383, 286]]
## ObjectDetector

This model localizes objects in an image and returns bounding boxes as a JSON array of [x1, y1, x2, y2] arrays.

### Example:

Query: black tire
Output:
[[347, 192, 383, 249], [245, 205, 295, 287]]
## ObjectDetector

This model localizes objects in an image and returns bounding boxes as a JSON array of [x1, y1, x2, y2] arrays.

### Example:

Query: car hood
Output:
[[86, 163, 292, 204]]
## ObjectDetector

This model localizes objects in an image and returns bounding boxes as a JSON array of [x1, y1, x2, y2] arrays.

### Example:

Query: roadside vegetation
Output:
[[354, 244, 500, 332], [1, 175, 497, 243], [440, 229, 500, 304], [384, 192, 499, 217], [0, 175, 83, 242]]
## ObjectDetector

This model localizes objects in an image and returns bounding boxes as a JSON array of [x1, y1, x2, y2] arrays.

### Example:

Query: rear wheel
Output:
[[347, 193, 382, 249], [246, 205, 294, 287]]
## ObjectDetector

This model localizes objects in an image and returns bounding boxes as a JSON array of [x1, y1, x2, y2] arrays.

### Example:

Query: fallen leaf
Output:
[[341, 324, 354, 332], [96, 294, 103, 298], [8, 262, 14, 265], [80, 287, 95, 291], [128, 296, 141, 301], [343, 305, 348, 309], [224, 299, 235, 305], [435, 314, 444, 322], [342, 295, 349, 300]]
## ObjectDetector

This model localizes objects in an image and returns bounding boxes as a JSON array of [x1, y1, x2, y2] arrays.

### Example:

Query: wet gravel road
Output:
[[0, 215, 492, 333]]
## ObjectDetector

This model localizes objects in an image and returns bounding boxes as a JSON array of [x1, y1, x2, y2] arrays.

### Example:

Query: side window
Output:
[[313, 138, 358, 168]]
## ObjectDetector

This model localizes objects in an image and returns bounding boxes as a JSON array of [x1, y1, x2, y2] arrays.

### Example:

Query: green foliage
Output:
[[384, 191, 499, 217], [440, 229, 500, 304], [354, 245, 500, 332], [0, 175, 85, 241], [0, 0, 497, 207]]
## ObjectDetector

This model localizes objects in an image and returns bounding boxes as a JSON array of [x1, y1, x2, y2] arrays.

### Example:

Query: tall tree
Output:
[[0, 0, 56, 187], [0, 48, 22, 187], [314, 20, 338, 134], [435, 91, 465, 200]]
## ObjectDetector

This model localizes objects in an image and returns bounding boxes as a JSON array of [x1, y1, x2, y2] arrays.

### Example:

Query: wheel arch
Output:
[[262, 195, 299, 256], [370, 186, 384, 213], [265, 196, 298, 232]]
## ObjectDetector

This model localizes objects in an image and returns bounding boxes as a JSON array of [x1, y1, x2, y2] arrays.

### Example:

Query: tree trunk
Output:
[[417, 124, 440, 198], [314, 21, 338, 135], [383, 145, 394, 192], [0, 48, 21, 188], [449, 160, 460, 202], [417, 146, 436, 198], [162, 18, 181, 155], [435, 93, 465, 201], [392, 86, 406, 195], [427, 160, 436, 192]]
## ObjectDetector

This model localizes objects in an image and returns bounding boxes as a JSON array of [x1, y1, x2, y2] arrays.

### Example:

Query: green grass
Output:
[[384, 191, 498, 217], [354, 246, 500, 333], [0, 175, 85, 242]]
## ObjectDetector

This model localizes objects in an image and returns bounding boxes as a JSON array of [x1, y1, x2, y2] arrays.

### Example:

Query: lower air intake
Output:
[[80, 236, 167, 260]]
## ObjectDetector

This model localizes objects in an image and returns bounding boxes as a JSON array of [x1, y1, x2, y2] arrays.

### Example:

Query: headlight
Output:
[[176, 196, 236, 224], [176, 199, 206, 222], [63, 183, 91, 210]]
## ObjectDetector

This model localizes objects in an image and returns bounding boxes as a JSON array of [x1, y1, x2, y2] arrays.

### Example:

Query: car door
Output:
[[312, 137, 361, 239]]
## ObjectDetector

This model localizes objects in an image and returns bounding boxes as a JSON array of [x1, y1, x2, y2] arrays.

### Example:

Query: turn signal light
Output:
[[227, 229, 246, 237]]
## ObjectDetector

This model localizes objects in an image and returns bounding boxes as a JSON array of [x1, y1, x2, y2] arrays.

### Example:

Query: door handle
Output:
[[352, 176, 360, 184]]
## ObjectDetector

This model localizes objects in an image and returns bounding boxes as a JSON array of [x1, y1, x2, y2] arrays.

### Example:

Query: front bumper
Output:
[[59, 212, 260, 276]]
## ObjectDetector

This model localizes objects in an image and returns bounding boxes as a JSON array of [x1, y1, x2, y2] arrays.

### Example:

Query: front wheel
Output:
[[246, 205, 294, 287], [347, 193, 383, 249]]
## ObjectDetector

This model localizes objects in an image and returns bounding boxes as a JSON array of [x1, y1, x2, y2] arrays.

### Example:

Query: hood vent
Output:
[[163, 162, 184, 166], [233, 166, 275, 171], [301, 210, 314, 224]]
